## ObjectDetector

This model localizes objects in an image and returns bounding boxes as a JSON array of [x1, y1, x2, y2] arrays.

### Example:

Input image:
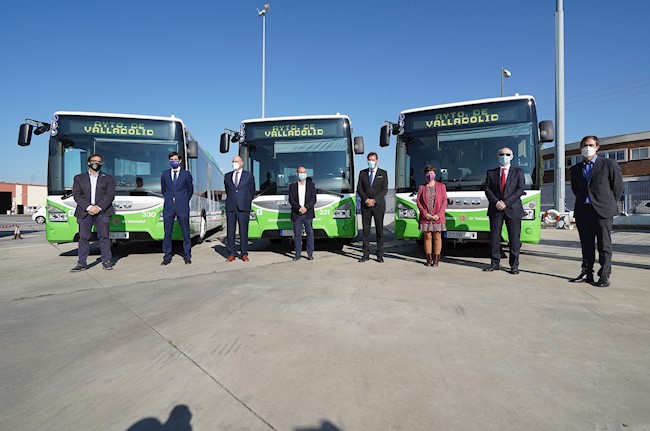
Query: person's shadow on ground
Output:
[[126, 404, 192, 431]]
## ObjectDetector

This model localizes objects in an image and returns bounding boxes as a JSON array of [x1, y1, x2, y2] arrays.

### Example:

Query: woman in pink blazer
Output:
[[416, 165, 448, 266]]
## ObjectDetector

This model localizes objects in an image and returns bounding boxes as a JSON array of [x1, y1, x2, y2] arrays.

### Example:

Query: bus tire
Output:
[[195, 214, 207, 244]]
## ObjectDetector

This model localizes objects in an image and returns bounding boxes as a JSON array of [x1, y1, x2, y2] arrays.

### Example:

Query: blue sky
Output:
[[1, 0, 649, 185]]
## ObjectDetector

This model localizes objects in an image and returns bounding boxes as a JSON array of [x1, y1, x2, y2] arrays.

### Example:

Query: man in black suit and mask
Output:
[[357, 152, 388, 263], [484, 147, 525, 274]]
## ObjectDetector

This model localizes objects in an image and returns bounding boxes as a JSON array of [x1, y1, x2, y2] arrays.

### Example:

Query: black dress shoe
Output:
[[307, 256, 314, 261], [376, 256, 384, 263], [293, 256, 301, 261], [510, 267, 520, 275], [184, 259, 192, 265], [70, 263, 88, 272], [358, 256, 369, 263], [569, 271, 594, 283], [483, 264, 500, 272], [594, 276, 610, 287], [161, 260, 171, 266]]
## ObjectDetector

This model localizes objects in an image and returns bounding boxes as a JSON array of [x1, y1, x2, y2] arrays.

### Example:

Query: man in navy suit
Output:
[[161, 152, 194, 265], [289, 166, 317, 261], [224, 155, 255, 262], [71, 154, 116, 272], [357, 152, 389, 263], [484, 147, 525, 274], [569, 135, 623, 287]]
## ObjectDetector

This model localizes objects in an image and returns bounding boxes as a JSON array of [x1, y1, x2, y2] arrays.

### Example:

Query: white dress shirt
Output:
[[298, 182, 306, 207]]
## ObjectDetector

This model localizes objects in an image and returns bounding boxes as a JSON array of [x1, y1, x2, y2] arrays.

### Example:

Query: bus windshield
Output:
[[397, 122, 537, 192], [243, 119, 353, 195], [47, 115, 184, 195]]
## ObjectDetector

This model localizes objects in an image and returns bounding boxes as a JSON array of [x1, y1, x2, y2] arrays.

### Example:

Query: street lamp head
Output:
[[502, 68, 512, 78], [257, 3, 270, 16]]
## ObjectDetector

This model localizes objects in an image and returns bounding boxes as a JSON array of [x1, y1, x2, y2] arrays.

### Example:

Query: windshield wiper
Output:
[[61, 190, 73, 200], [316, 188, 344, 198]]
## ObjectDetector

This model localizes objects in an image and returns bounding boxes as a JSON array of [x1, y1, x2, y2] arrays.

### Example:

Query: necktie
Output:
[[369, 170, 374, 185], [234, 171, 240, 187], [172, 170, 178, 183], [584, 162, 593, 182], [500, 168, 506, 193]]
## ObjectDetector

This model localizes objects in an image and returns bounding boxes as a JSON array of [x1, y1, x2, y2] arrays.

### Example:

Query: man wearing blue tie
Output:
[[161, 152, 194, 265], [569, 135, 623, 287]]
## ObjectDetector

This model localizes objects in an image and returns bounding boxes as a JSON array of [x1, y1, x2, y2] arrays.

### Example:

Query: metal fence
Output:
[[542, 180, 650, 214]]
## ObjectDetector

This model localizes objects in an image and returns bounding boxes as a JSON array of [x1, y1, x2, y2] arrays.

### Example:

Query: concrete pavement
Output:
[[1, 221, 649, 430]]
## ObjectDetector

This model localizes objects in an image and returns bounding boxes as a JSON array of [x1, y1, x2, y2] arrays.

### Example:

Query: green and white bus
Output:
[[220, 115, 365, 240], [380, 96, 554, 244], [18, 111, 225, 244]]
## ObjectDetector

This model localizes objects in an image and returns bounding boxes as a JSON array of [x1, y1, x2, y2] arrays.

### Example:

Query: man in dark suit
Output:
[[224, 155, 255, 262], [484, 147, 525, 274], [357, 152, 388, 263], [569, 135, 624, 287], [289, 166, 317, 261], [161, 152, 194, 265], [71, 154, 116, 272]]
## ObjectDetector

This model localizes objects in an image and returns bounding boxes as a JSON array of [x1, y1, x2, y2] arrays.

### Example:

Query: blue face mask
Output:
[[170, 160, 180, 169], [368, 160, 376, 169], [298, 173, 307, 181], [498, 155, 511, 166]]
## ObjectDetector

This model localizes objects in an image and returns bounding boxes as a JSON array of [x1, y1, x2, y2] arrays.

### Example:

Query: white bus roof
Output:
[[242, 114, 351, 124], [400, 95, 536, 115], [54, 111, 187, 127]]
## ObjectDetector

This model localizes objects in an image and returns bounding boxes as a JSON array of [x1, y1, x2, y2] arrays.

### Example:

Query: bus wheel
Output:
[[195, 215, 207, 244]]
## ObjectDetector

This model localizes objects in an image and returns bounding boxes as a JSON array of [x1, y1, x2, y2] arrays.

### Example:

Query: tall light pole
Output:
[[257, 3, 270, 118], [501, 67, 511, 97], [554, 0, 566, 212]]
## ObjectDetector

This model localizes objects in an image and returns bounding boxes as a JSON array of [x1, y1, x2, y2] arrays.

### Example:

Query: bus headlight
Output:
[[333, 202, 351, 219], [523, 209, 536, 220], [249, 211, 257, 220], [397, 203, 416, 219], [47, 205, 68, 222]]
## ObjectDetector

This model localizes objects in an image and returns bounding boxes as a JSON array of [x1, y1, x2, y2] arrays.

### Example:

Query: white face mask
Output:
[[232, 162, 240, 170], [581, 146, 597, 158]]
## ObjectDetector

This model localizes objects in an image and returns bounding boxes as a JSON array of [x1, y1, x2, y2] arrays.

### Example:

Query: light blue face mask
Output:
[[498, 155, 511, 166], [368, 160, 376, 169], [298, 173, 307, 181]]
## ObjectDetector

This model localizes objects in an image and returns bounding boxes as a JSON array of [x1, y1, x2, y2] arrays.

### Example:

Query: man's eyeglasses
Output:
[[499, 153, 512, 156]]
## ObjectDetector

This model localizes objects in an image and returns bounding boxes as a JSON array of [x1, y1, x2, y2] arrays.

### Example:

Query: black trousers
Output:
[[575, 204, 613, 277], [361, 205, 385, 257], [489, 212, 521, 268], [77, 214, 111, 265]]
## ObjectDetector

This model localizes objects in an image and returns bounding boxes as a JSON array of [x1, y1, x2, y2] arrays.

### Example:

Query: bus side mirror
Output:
[[186, 140, 198, 158], [18, 123, 33, 147], [539, 120, 555, 143], [353, 136, 364, 154], [220, 133, 230, 153], [379, 125, 391, 147]]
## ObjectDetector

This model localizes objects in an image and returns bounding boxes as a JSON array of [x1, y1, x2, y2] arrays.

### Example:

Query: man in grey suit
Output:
[[484, 147, 525, 274], [71, 154, 116, 272], [569, 135, 624, 287]]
